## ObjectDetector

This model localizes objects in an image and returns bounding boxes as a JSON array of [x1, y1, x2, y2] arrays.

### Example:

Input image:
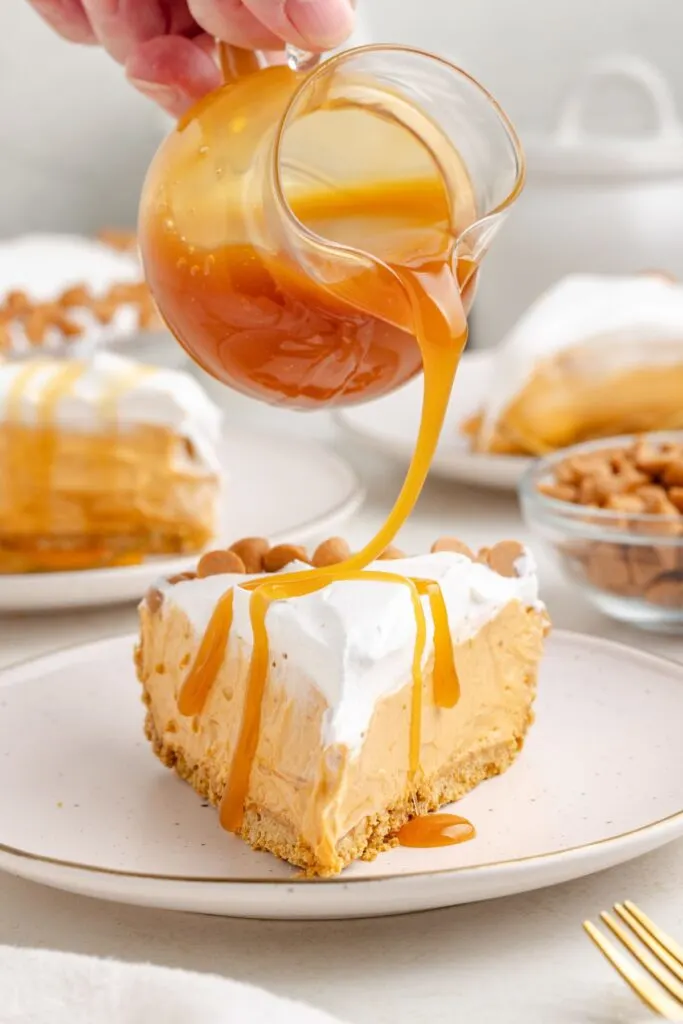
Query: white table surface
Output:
[[2, 399, 682, 1024]]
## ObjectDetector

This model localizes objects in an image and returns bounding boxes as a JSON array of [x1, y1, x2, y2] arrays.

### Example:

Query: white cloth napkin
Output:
[[0, 946, 347, 1024]]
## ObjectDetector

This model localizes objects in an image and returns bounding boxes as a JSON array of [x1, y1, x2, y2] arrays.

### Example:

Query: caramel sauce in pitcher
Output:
[[144, 49, 504, 852]]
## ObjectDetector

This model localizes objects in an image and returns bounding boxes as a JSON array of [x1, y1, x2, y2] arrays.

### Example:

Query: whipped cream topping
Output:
[[0, 234, 149, 353], [153, 550, 541, 751], [0, 352, 222, 472], [480, 274, 683, 446]]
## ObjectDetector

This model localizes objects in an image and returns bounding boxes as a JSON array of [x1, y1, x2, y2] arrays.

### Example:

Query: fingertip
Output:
[[188, 0, 284, 51], [287, 0, 355, 49], [242, 0, 354, 51], [126, 35, 221, 116]]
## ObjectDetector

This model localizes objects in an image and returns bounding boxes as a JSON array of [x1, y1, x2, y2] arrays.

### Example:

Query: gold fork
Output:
[[584, 901, 683, 1020]]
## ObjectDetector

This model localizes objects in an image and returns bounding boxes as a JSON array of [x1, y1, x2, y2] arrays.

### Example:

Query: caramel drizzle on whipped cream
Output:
[[158, 534, 525, 835]]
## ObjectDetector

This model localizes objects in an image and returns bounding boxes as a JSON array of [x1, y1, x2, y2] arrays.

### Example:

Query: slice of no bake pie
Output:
[[136, 537, 549, 875]]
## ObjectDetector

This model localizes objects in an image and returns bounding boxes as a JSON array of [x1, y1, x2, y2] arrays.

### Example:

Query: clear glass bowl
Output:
[[518, 433, 683, 633]]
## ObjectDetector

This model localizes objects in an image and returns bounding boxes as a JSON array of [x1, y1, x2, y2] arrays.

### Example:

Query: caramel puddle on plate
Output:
[[397, 813, 476, 848]]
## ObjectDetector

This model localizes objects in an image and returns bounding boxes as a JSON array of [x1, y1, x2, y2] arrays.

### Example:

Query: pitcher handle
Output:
[[554, 55, 683, 145]]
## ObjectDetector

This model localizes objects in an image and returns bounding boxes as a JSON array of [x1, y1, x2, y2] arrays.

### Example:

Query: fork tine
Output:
[[601, 912, 683, 1006], [615, 905, 683, 985], [625, 903, 683, 970], [584, 920, 683, 1019]]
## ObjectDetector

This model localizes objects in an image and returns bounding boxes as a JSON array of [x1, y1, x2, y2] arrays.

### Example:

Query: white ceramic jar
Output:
[[473, 55, 683, 349]]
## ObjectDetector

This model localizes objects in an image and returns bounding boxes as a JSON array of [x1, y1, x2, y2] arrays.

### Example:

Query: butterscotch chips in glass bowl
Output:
[[520, 433, 683, 632]]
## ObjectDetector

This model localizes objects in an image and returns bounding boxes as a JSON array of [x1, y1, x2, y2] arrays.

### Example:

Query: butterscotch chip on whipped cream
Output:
[[312, 537, 351, 567], [263, 544, 310, 573], [431, 536, 474, 559], [137, 531, 548, 875], [229, 537, 270, 573], [378, 545, 406, 560], [197, 549, 246, 578], [482, 540, 526, 578]]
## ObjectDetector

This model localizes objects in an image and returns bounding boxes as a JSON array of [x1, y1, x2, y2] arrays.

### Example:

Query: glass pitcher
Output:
[[139, 45, 524, 409]]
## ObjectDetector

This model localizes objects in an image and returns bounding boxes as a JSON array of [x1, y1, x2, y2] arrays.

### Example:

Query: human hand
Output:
[[28, 0, 355, 116]]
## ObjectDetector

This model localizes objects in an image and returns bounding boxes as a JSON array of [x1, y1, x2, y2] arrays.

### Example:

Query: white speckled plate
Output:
[[336, 351, 531, 490], [1, 629, 682, 919], [0, 427, 364, 613]]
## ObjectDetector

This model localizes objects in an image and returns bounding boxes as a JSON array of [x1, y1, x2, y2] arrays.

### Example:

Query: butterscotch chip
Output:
[[91, 298, 118, 325], [636, 484, 670, 506], [23, 307, 49, 344], [594, 466, 649, 503], [108, 282, 146, 302], [59, 285, 91, 308], [578, 476, 600, 505], [167, 571, 197, 585], [5, 290, 31, 314], [146, 587, 164, 613], [484, 540, 525, 578], [626, 546, 658, 590], [669, 488, 683, 512], [197, 549, 246, 578], [645, 573, 683, 608], [229, 537, 270, 573], [538, 481, 577, 502], [555, 460, 580, 486], [632, 439, 679, 475], [662, 461, 683, 488], [312, 537, 351, 568], [604, 493, 646, 514], [633, 486, 681, 536], [628, 544, 677, 587], [263, 544, 309, 573], [585, 542, 635, 596], [52, 311, 83, 337], [377, 545, 406, 560], [431, 536, 474, 559], [569, 451, 621, 476]]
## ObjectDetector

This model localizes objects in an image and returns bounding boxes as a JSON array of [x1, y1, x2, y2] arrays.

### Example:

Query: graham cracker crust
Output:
[[140, 654, 532, 877]]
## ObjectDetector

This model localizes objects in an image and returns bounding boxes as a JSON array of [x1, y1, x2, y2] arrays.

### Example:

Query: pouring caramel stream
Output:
[[151, 49, 485, 848]]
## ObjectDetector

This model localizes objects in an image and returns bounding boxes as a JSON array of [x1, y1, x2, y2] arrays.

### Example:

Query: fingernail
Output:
[[127, 77, 190, 117], [287, 0, 355, 49]]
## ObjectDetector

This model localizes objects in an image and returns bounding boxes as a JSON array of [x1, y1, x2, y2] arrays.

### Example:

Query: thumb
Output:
[[241, 0, 355, 51]]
